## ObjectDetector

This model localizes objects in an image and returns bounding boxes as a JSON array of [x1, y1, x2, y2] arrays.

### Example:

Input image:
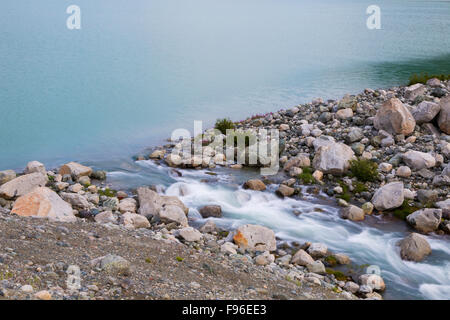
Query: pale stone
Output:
[[233, 224, 276, 251], [374, 98, 416, 135], [11, 187, 76, 222], [0, 173, 48, 199]]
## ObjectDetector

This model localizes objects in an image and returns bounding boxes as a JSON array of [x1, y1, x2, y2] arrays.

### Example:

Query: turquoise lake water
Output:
[[1, 0, 450, 170], [1, 1, 450, 300]]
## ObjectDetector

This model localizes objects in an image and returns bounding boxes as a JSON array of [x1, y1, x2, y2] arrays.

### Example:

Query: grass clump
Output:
[[336, 180, 352, 202], [324, 255, 338, 267], [215, 118, 235, 135], [298, 167, 315, 184], [325, 268, 348, 281], [349, 158, 378, 182], [98, 188, 117, 197], [409, 73, 450, 85], [176, 256, 184, 262], [353, 181, 368, 194], [392, 200, 420, 220]]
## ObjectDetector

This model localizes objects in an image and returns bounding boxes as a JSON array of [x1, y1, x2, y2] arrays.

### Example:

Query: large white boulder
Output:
[[374, 98, 416, 135], [402, 151, 436, 170], [233, 224, 276, 251], [11, 187, 76, 222], [0, 173, 48, 199], [371, 182, 404, 211], [312, 143, 355, 175]]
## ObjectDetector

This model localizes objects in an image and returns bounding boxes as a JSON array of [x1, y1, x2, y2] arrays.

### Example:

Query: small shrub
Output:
[[353, 181, 368, 194], [215, 118, 235, 134], [298, 167, 315, 184], [409, 73, 450, 85], [145, 258, 152, 264], [349, 158, 378, 182], [336, 180, 352, 202], [176, 256, 184, 262]]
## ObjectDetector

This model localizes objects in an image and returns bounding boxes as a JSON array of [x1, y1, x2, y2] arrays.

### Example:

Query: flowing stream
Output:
[[100, 158, 450, 300]]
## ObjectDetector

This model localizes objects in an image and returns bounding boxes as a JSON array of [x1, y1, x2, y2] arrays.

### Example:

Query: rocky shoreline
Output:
[[0, 79, 449, 300]]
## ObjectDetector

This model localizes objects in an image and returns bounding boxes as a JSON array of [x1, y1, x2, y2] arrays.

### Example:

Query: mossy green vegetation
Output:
[[324, 255, 338, 267], [349, 158, 378, 182], [298, 167, 314, 184], [353, 181, 368, 194], [325, 268, 348, 281], [98, 188, 117, 197], [336, 180, 352, 202], [409, 73, 450, 85], [176, 256, 184, 262], [392, 200, 420, 220], [214, 118, 235, 134]]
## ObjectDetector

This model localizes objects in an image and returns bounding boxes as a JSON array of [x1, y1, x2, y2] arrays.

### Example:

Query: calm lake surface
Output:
[[1, 0, 450, 169], [1, 0, 450, 300]]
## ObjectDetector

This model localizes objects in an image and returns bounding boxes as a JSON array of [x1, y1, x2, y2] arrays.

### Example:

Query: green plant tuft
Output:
[[392, 200, 420, 220], [349, 158, 378, 182], [214, 118, 235, 135], [298, 167, 315, 184], [409, 73, 450, 85]]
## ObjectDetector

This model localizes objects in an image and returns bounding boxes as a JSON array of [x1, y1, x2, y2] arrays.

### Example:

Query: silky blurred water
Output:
[[1, 0, 450, 170]]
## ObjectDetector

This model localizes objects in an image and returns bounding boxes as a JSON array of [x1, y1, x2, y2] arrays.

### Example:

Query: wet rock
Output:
[[291, 249, 315, 266], [11, 187, 76, 222], [399, 233, 431, 262], [371, 182, 404, 211], [0, 173, 48, 199], [307, 243, 328, 258], [149, 149, 166, 159], [333, 253, 350, 265], [233, 224, 276, 251], [406, 209, 442, 233], [312, 143, 355, 175], [103, 197, 119, 211], [199, 205, 222, 218], [374, 98, 415, 135], [243, 179, 266, 191], [59, 162, 92, 180], [341, 205, 365, 221], [199, 220, 217, 233], [91, 170, 107, 180], [359, 274, 385, 292], [276, 184, 295, 197], [361, 202, 374, 215], [137, 187, 188, 218]]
